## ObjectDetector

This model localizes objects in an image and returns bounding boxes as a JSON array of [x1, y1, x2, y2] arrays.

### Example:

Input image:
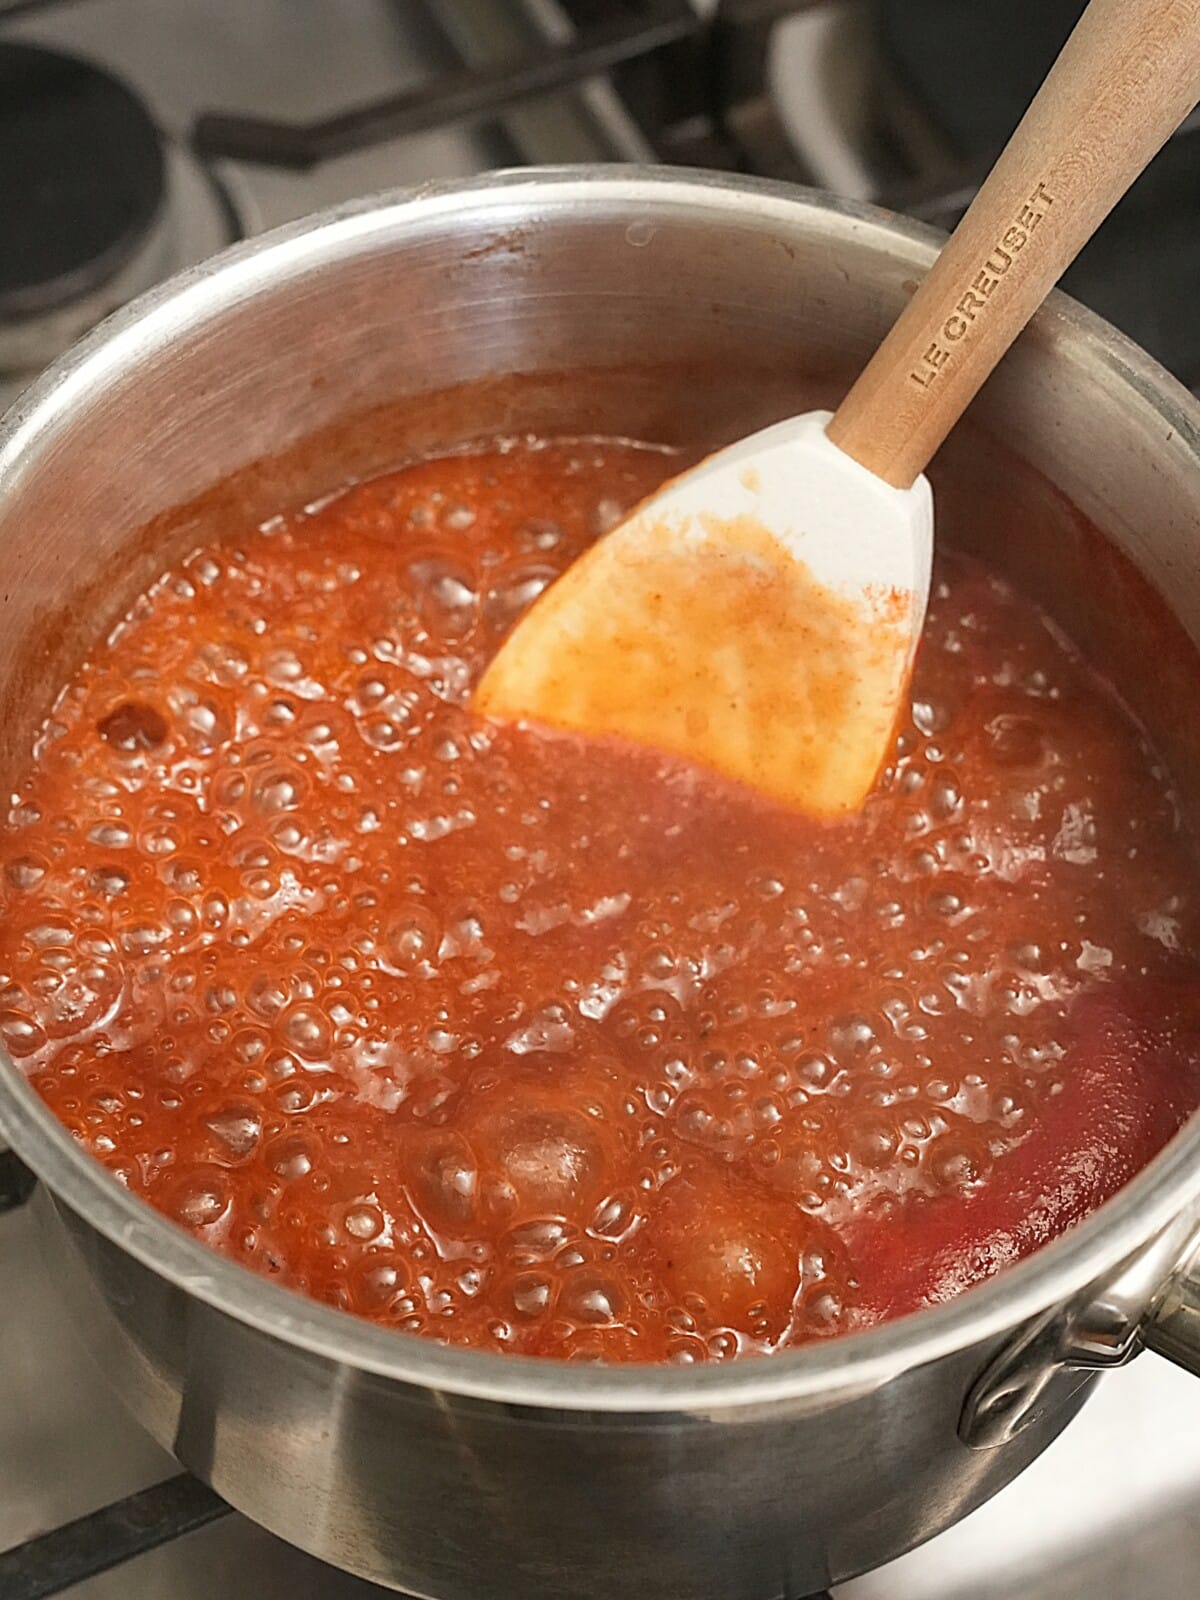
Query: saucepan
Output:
[[2, 169, 1200, 1600]]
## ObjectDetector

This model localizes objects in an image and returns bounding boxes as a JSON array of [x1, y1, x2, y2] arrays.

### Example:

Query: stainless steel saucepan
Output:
[[2, 169, 1200, 1600]]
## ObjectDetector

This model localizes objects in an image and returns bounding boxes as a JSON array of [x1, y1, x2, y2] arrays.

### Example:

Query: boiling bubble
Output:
[[167, 1166, 232, 1227], [204, 1102, 263, 1163]]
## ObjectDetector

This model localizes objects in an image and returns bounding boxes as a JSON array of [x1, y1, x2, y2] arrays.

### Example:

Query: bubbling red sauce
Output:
[[3, 436, 1200, 1363]]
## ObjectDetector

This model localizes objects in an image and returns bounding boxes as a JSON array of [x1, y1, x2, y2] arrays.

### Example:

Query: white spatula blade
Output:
[[475, 410, 933, 816]]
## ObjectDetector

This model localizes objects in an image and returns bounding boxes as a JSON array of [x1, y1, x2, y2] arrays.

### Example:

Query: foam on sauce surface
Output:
[[3, 436, 1200, 1362]]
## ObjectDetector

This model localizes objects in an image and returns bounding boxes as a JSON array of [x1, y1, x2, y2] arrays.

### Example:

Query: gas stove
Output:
[[3, 3, 1200, 1597]]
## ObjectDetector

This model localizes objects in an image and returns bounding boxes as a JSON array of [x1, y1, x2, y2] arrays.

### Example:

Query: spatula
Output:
[[475, 0, 1200, 817]]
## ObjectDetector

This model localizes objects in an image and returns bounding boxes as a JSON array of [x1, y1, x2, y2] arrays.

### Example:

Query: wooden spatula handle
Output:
[[827, 0, 1200, 488]]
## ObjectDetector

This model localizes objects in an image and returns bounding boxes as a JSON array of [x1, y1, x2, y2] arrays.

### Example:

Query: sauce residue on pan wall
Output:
[[2, 435, 1199, 1363]]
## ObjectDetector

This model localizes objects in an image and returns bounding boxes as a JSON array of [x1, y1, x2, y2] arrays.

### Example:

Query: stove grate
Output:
[[0, 1475, 232, 1600], [192, 1, 701, 170], [189, 0, 820, 181]]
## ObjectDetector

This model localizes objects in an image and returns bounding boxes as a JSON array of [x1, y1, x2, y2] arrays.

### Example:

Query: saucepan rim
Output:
[[1, 165, 1199, 1413]]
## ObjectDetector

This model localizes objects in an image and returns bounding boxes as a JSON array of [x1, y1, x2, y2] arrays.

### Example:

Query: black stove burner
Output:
[[0, 41, 166, 321]]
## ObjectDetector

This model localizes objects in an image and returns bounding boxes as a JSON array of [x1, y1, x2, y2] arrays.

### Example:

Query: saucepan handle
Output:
[[1144, 1233, 1200, 1375], [961, 1213, 1200, 1449]]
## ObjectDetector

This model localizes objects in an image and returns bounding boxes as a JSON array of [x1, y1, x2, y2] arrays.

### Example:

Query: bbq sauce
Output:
[[3, 437, 1198, 1362]]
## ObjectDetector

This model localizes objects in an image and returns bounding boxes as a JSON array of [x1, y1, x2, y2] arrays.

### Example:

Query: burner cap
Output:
[[0, 42, 166, 321]]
